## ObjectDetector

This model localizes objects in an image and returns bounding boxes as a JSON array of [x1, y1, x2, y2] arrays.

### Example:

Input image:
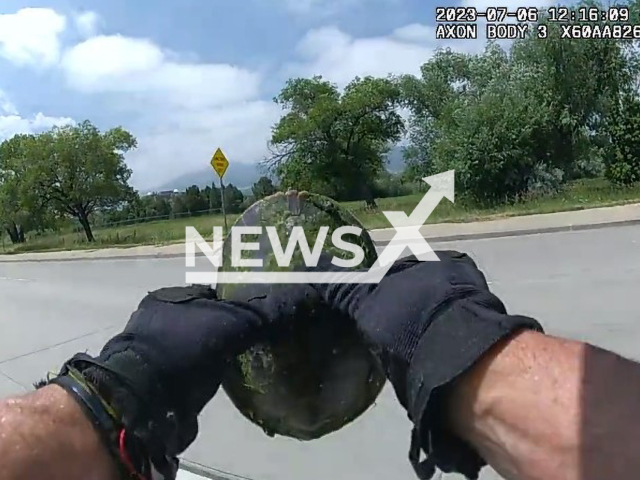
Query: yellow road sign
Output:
[[210, 148, 229, 178]]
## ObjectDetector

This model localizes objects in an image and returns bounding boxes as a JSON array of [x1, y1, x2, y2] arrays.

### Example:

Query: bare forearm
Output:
[[449, 330, 640, 480], [0, 385, 118, 480]]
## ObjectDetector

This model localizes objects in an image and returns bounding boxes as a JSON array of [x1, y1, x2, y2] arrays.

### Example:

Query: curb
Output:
[[0, 251, 185, 263], [1, 217, 640, 263], [373, 218, 640, 246], [179, 459, 256, 480]]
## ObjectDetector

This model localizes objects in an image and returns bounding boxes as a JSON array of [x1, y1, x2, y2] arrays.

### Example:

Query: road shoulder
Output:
[[2, 202, 640, 262]]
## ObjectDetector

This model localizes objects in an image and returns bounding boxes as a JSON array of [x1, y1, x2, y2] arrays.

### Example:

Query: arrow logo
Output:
[[185, 170, 455, 284], [374, 170, 454, 270]]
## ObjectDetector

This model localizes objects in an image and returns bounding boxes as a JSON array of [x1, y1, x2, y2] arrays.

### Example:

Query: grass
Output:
[[347, 177, 640, 229], [1, 213, 240, 253], [3, 177, 640, 254]]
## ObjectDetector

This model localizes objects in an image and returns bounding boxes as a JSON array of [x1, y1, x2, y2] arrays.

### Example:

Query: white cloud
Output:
[[461, 0, 556, 9], [62, 36, 165, 87], [391, 24, 437, 44], [279, 0, 401, 18], [282, 0, 359, 16], [57, 19, 492, 189], [0, 8, 66, 67], [0, 4, 525, 190], [0, 90, 74, 140], [287, 26, 427, 86], [73, 11, 101, 38], [61, 35, 261, 109], [285, 24, 484, 88], [58, 33, 276, 189], [0, 90, 18, 116], [127, 100, 281, 189]]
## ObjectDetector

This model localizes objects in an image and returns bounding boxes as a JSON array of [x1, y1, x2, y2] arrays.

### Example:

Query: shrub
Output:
[[605, 94, 640, 186]]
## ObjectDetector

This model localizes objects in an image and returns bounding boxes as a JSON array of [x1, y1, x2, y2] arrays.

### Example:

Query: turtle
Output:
[[217, 190, 386, 441]]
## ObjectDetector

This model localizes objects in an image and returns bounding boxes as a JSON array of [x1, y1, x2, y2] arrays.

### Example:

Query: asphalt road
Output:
[[1, 225, 640, 480]]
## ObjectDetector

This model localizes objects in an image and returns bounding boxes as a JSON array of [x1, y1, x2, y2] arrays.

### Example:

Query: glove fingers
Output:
[[309, 253, 474, 322], [435, 251, 490, 288], [144, 284, 218, 304], [303, 255, 372, 317], [389, 252, 489, 290], [352, 252, 492, 353]]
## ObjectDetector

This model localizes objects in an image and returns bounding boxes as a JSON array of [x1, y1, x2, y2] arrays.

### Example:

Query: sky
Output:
[[0, 0, 562, 191]]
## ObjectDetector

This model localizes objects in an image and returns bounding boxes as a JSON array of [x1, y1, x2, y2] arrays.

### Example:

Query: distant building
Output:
[[145, 189, 181, 198]]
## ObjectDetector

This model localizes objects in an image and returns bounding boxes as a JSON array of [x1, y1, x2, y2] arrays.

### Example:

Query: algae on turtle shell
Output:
[[218, 190, 386, 440]]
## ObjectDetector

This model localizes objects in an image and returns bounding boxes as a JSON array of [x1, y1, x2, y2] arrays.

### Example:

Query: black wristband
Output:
[[52, 353, 180, 480], [49, 374, 134, 479]]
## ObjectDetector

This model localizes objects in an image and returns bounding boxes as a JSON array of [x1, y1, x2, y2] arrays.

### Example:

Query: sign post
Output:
[[210, 148, 230, 232], [209, 181, 214, 214]]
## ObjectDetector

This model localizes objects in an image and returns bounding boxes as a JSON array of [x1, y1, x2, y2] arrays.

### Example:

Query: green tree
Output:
[[605, 92, 640, 185], [0, 170, 27, 243], [434, 66, 555, 201], [136, 194, 172, 220], [373, 171, 414, 198], [267, 75, 405, 206], [0, 134, 55, 242], [183, 185, 208, 214], [399, 44, 555, 201], [510, 10, 631, 177], [223, 184, 244, 213], [21, 121, 137, 241], [171, 195, 188, 216], [203, 185, 222, 212], [152, 196, 172, 218], [401, 14, 637, 202], [252, 176, 277, 200], [102, 194, 144, 225]]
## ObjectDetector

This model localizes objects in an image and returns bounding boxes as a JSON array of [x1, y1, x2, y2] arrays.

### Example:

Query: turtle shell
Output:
[[218, 190, 386, 440]]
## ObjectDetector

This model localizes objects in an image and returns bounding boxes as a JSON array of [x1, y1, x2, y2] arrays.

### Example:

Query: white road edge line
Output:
[[178, 459, 255, 480], [177, 470, 214, 480]]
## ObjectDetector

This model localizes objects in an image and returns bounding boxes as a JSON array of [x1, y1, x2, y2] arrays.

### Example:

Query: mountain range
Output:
[[151, 146, 406, 193]]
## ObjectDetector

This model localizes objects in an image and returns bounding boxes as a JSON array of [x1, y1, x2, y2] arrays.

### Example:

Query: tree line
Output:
[[267, 0, 640, 207], [0, 121, 136, 242], [102, 177, 277, 227], [1, 0, 639, 243], [0, 118, 280, 242]]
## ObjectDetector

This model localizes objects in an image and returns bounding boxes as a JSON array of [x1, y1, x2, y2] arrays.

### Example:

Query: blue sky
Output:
[[0, 0, 559, 190]]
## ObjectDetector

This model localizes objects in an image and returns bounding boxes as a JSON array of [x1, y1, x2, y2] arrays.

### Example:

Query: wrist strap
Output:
[[49, 358, 179, 480], [49, 373, 145, 479]]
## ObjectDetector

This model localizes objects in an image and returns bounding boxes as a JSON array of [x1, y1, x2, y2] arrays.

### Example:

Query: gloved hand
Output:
[[46, 283, 316, 480], [313, 251, 544, 480]]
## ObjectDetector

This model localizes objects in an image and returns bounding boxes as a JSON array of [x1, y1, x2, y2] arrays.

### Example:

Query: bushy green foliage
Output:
[[425, 50, 556, 202], [223, 184, 245, 213], [0, 121, 136, 242], [184, 185, 209, 214], [252, 176, 277, 200], [399, 6, 636, 204], [267, 75, 405, 206], [373, 171, 418, 199], [605, 93, 640, 185]]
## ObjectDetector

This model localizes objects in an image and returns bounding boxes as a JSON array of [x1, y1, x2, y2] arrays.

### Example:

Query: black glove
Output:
[[45, 284, 312, 479], [313, 251, 544, 480]]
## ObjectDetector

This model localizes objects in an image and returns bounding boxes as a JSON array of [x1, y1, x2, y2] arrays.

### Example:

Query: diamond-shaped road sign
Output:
[[210, 148, 229, 178]]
